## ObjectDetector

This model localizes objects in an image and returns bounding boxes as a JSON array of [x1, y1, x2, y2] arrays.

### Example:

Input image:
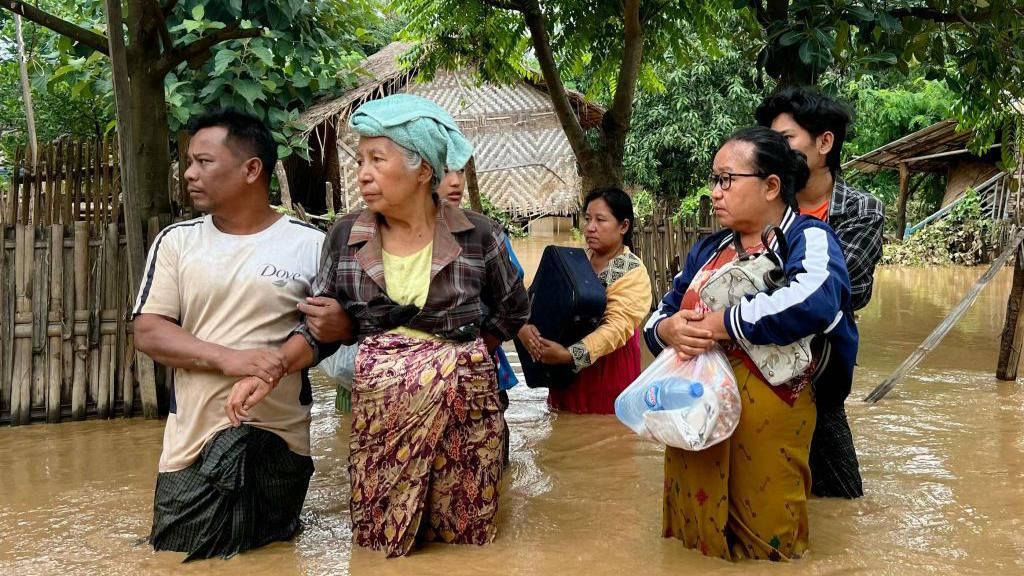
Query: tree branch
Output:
[[150, 0, 174, 53], [890, 7, 990, 24], [520, 1, 593, 165], [0, 0, 109, 55], [158, 21, 263, 75], [608, 0, 643, 133]]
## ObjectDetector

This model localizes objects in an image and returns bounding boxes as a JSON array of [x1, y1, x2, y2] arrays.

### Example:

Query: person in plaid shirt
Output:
[[757, 86, 884, 499]]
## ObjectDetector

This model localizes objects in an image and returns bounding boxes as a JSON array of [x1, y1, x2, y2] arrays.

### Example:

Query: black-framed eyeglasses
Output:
[[708, 171, 767, 191]]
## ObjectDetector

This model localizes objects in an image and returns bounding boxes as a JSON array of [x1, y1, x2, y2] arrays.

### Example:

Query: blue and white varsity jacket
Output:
[[643, 206, 859, 409]]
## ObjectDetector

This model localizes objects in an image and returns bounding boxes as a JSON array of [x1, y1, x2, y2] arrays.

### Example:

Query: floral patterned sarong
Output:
[[350, 333, 504, 557]]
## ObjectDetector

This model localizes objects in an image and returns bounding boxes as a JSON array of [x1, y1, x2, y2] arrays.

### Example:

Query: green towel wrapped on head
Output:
[[349, 94, 474, 187]]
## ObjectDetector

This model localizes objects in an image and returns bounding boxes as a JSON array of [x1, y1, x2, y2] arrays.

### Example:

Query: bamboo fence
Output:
[[0, 138, 160, 425], [632, 196, 721, 306]]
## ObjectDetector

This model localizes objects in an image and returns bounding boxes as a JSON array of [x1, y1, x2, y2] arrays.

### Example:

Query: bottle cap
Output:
[[689, 382, 704, 397]]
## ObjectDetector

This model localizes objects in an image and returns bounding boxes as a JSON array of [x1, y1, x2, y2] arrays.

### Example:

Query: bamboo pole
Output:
[[113, 232, 127, 416], [71, 221, 89, 419], [61, 230, 74, 416], [72, 141, 82, 222], [62, 141, 74, 226], [20, 151, 32, 224], [0, 224, 9, 419], [135, 216, 163, 419], [86, 141, 97, 225], [895, 162, 911, 241], [997, 243, 1024, 380], [89, 226, 102, 410], [32, 145, 43, 225], [32, 223, 49, 413], [40, 143, 51, 225], [48, 142, 61, 225], [47, 224, 63, 422], [101, 137, 111, 226], [12, 224, 34, 425], [97, 224, 118, 418], [866, 228, 1024, 402]]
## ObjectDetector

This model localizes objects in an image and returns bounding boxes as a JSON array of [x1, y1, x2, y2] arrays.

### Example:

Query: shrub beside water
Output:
[[881, 190, 997, 266]]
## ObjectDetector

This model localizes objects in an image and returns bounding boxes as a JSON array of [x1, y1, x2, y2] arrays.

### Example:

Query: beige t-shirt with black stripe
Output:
[[133, 214, 323, 473]]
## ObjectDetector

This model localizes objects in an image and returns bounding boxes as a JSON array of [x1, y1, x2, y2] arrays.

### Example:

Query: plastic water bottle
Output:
[[615, 377, 705, 433]]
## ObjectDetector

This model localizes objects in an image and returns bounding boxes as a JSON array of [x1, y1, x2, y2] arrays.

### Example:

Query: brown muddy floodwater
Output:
[[2, 228, 1023, 576]]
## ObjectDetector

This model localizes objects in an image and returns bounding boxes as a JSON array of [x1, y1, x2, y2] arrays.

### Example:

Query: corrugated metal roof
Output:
[[843, 120, 974, 174]]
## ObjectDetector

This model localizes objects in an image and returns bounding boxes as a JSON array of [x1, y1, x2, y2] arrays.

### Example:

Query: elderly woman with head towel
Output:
[[300, 94, 528, 557]]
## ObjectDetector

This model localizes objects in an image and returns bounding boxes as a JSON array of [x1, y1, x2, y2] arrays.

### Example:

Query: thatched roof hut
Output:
[[284, 42, 604, 218]]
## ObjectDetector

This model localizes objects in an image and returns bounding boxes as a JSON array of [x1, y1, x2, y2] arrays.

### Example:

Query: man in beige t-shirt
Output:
[[133, 109, 350, 560]]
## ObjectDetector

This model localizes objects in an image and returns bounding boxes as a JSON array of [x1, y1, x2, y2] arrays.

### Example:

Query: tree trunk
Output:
[[127, 74, 173, 223], [465, 155, 483, 212], [579, 147, 622, 193], [14, 15, 38, 166], [105, 0, 159, 418], [997, 245, 1024, 380], [125, 0, 172, 223]]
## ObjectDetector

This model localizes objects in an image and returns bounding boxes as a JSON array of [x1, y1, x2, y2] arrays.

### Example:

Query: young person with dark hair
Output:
[[756, 86, 882, 499], [519, 186, 652, 414], [645, 127, 856, 560], [132, 108, 351, 560]]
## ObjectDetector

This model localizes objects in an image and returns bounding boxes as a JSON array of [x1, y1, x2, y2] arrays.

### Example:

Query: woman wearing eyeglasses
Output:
[[642, 127, 858, 561]]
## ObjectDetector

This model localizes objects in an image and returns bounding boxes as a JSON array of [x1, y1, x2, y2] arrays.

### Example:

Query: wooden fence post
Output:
[[997, 243, 1024, 380], [135, 216, 162, 419], [32, 223, 49, 415], [0, 224, 7, 419], [97, 224, 118, 418], [71, 221, 89, 420], [12, 224, 34, 425], [895, 162, 911, 241], [120, 247, 134, 418], [47, 224, 63, 422]]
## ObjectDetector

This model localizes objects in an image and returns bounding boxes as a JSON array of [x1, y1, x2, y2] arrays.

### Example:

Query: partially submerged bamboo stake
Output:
[[71, 221, 89, 420], [12, 224, 34, 425], [866, 228, 1024, 403], [47, 224, 63, 423], [0, 224, 7, 413], [97, 225, 114, 418]]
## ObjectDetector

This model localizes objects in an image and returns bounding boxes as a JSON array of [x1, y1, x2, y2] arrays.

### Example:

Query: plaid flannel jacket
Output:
[[829, 177, 884, 311], [295, 201, 529, 362]]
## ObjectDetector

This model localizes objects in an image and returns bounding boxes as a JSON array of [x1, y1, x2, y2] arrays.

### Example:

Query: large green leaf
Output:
[[233, 80, 266, 105], [779, 30, 804, 47]]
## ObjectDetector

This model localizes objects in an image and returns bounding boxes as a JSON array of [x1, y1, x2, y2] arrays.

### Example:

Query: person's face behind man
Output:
[[183, 126, 264, 214], [440, 168, 466, 205], [769, 112, 834, 176]]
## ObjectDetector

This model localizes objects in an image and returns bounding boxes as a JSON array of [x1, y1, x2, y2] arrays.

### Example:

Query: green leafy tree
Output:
[[1, 0, 372, 225], [723, 0, 1023, 145], [397, 0, 1022, 194], [839, 75, 958, 232], [624, 38, 765, 200], [395, 0, 723, 190]]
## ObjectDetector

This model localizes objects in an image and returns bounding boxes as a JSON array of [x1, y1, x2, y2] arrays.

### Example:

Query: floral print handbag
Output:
[[698, 225, 813, 386]]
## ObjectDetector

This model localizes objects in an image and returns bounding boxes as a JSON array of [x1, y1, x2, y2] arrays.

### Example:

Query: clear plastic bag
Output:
[[316, 344, 358, 391], [615, 345, 741, 451]]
